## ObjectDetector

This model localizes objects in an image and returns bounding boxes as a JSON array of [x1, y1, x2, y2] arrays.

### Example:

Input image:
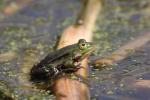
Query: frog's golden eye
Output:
[[81, 43, 85, 46], [79, 43, 86, 49]]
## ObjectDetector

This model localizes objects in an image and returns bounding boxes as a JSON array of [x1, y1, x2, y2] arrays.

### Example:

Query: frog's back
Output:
[[34, 44, 77, 68], [30, 44, 77, 81], [33, 44, 76, 68]]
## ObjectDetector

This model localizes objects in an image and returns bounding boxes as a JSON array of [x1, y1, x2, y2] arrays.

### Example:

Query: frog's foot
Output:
[[50, 67, 63, 80], [76, 66, 86, 70], [71, 74, 89, 86], [74, 65, 86, 72], [53, 67, 59, 75]]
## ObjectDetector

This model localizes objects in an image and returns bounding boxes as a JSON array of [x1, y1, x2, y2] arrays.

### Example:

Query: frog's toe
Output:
[[53, 67, 59, 75]]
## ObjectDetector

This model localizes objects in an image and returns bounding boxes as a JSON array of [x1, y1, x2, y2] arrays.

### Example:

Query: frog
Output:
[[30, 39, 95, 82]]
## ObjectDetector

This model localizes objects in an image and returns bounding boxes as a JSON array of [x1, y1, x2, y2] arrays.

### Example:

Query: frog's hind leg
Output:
[[30, 64, 58, 82]]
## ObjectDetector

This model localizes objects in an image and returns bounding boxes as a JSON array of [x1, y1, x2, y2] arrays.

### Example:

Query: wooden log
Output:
[[54, 0, 101, 100]]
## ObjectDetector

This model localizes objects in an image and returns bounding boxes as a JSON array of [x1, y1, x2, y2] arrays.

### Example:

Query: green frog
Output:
[[30, 39, 95, 82]]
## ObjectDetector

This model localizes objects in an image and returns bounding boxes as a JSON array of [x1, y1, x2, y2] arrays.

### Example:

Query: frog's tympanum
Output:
[[30, 39, 95, 82]]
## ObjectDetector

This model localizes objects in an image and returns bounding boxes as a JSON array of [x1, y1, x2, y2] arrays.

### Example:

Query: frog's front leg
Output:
[[62, 62, 84, 73]]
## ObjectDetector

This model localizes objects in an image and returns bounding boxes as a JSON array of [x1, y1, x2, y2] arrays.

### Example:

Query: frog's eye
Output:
[[79, 43, 87, 49], [82, 43, 85, 46]]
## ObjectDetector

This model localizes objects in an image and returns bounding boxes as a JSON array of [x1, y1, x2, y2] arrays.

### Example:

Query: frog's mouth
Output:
[[73, 49, 94, 62], [81, 47, 96, 60], [74, 43, 96, 62]]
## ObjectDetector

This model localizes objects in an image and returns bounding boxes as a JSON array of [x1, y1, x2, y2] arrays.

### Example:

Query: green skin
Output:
[[30, 39, 95, 82]]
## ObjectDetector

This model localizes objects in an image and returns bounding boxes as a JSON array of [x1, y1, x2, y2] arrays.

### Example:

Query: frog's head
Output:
[[75, 39, 96, 60]]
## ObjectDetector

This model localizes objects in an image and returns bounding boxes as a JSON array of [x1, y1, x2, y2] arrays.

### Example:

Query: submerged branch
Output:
[[2, 0, 33, 15], [93, 32, 150, 67], [0, 51, 17, 63]]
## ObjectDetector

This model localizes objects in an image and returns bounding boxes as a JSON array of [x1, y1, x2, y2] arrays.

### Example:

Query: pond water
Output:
[[0, 0, 150, 99]]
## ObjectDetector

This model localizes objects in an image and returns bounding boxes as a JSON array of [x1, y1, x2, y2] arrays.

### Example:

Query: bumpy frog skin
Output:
[[30, 39, 95, 82]]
